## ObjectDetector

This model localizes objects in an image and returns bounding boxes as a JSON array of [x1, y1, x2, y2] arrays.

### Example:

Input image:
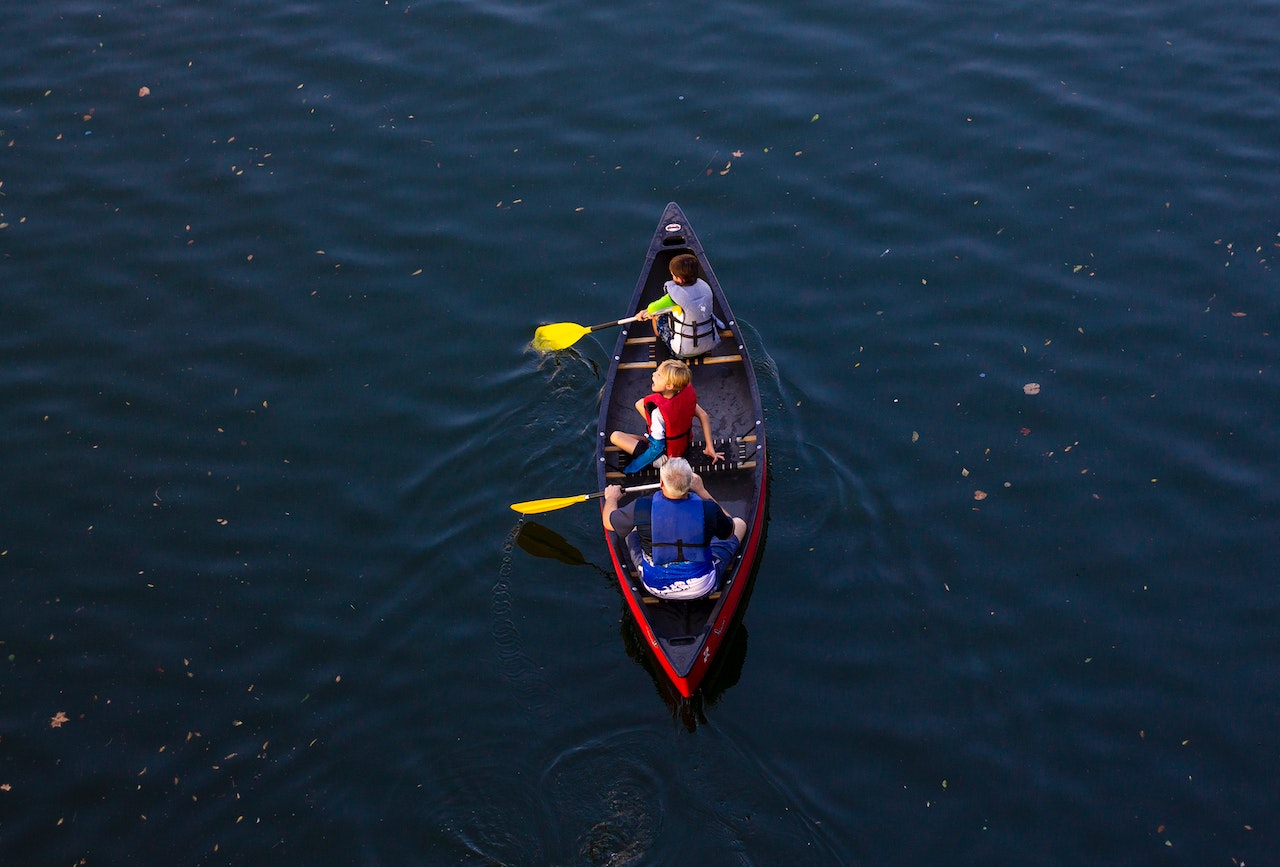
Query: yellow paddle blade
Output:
[[532, 322, 590, 352], [510, 493, 590, 515]]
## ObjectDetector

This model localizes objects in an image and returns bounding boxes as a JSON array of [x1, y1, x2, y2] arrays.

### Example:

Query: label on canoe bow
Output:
[[665, 223, 682, 232]]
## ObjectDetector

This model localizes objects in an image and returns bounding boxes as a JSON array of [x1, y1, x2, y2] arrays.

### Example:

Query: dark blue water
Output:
[[3, 1, 1278, 864]]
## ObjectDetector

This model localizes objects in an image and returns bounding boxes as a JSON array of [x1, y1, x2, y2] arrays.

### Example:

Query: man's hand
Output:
[[602, 484, 623, 530]]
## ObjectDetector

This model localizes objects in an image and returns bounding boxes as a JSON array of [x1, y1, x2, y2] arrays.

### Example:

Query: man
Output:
[[602, 457, 747, 600]]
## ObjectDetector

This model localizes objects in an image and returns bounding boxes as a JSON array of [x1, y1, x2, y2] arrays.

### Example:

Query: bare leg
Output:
[[610, 431, 644, 455]]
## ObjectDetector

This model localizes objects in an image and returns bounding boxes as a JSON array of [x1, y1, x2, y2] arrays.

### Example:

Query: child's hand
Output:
[[636, 310, 651, 321], [704, 444, 724, 463]]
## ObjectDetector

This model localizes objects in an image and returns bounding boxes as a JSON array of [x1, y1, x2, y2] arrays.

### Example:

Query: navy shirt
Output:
[[609, 493, 733, 555]]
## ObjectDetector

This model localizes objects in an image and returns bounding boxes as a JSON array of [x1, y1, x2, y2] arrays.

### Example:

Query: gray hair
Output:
[[659, 457, 693, 496]]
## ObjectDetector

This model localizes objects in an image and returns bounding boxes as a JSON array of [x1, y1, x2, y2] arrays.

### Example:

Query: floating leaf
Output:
[[1023, 382, 1041, 395], [973, 490, 987, 500]]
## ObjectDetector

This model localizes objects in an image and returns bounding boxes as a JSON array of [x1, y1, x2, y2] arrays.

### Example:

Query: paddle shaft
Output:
[[510, 482, 660, 515], [582, 306, 677, 333], [585, 482, 660, 501], [587, 313, 644, 332]]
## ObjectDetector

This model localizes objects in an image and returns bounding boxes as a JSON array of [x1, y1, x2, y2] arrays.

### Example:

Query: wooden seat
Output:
[[604, 432, 759, 479], [618, 326, 742, 370], [694, 353, 743, 366], [604, 435, 756, 455]]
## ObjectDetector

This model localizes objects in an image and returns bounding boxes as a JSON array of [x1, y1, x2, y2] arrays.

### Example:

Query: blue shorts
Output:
[[655, 314, 674, 346], [625, 531, 741, 596], [709, 535, 741, 580], [624, 437, 666, 473]]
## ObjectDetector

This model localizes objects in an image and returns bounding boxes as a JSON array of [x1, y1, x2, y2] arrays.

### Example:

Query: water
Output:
[[3, 0, 1278, 864]]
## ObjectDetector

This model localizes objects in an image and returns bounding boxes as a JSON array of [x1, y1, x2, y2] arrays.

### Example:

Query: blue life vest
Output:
[[635, 492, 713, 590]]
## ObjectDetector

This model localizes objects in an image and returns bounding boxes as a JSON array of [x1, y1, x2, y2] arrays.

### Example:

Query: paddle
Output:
[[515, 522, 615, 577], [532, 307, 679, 352], [510, 482, 660, 515], [516, 521, 591, 565]]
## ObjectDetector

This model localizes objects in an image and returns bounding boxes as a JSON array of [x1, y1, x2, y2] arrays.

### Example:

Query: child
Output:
[[636, 253, 721, 358], [610, 359, 724, 473]]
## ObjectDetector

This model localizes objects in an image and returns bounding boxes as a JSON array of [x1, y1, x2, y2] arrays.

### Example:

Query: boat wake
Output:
[[491, 520, 554, 723]]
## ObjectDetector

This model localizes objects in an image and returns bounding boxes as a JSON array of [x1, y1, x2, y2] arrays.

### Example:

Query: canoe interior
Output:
[[596, 205, 766, 685]]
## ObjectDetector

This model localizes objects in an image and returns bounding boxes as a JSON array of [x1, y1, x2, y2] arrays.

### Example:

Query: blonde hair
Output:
[[660, 457, 693, 496], [656, 359, 691, 391]]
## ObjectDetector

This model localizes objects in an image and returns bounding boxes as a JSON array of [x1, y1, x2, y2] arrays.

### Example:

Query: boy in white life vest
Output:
[[636, 253, 721, 359]]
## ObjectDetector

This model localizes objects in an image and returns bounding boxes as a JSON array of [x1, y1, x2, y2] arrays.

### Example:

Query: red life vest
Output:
[[643, 386, 698, 457]]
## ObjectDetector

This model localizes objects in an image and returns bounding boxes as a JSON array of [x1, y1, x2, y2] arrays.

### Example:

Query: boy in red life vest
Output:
[[602, 458, 747, 600], [609, 359, 724, 474]]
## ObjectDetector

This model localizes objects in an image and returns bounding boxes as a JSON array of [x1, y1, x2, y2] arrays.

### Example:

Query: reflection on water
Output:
[[541, 735, 666, 866], [517, 520, 612, 576], [514, 490, 769, 730], [621, 615, 749, 732], [492, 521, 554, 722], [622, 510, 768, 731]]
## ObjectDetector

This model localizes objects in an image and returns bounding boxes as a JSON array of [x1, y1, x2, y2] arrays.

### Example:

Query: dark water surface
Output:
[[3, 0, 1278, 864]]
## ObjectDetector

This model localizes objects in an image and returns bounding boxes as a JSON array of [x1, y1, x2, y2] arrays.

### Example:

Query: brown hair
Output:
[[668, 254, 700, 285]]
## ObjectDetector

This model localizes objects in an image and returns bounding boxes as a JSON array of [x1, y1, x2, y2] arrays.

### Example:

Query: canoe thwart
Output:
[[606, 460, 757, 481]]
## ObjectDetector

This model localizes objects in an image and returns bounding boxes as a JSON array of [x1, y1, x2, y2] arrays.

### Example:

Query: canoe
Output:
[[596, 202, 768, 698]]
